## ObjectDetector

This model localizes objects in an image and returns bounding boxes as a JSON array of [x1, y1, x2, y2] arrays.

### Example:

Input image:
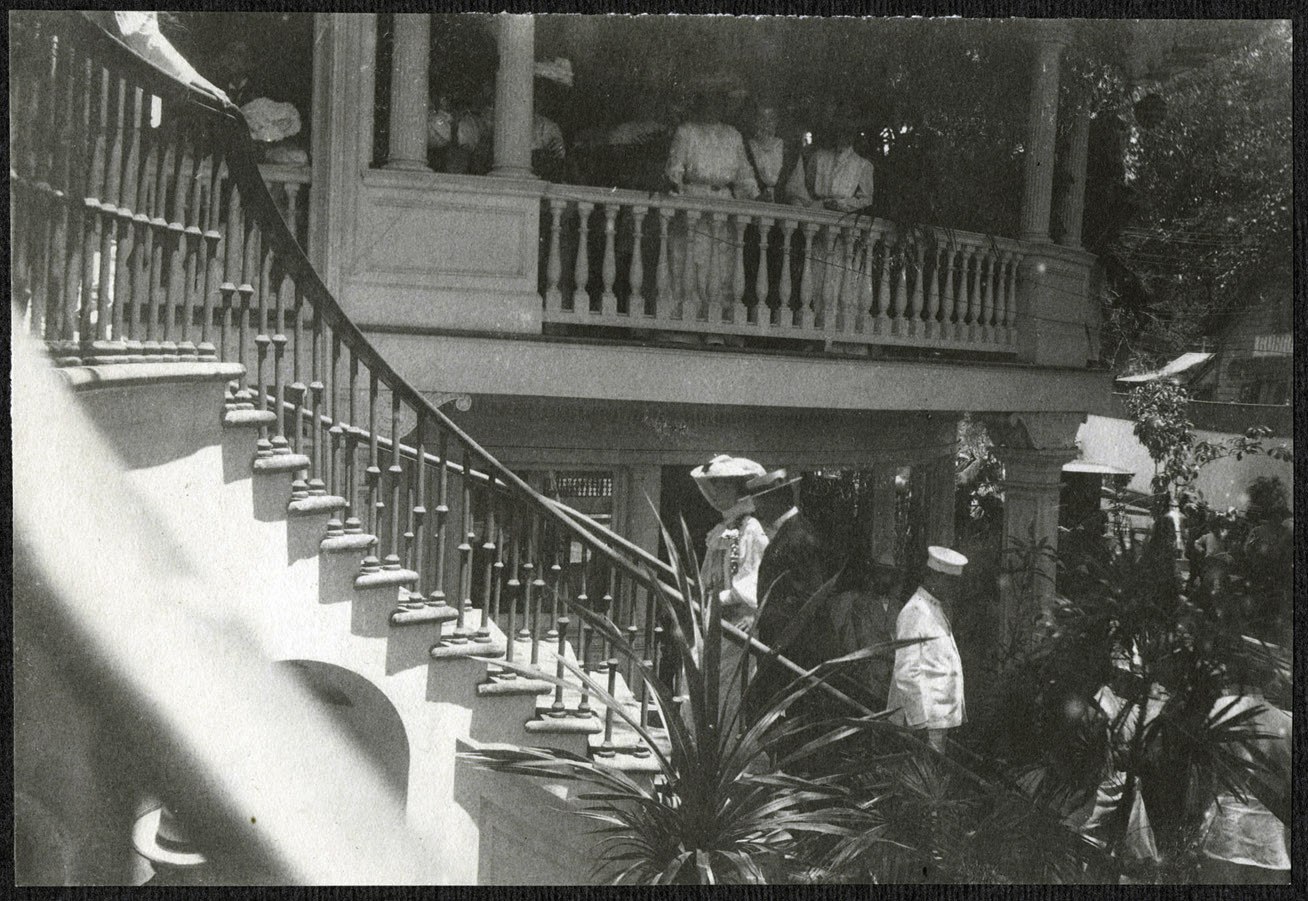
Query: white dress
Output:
[[665, 122, 759, 312]]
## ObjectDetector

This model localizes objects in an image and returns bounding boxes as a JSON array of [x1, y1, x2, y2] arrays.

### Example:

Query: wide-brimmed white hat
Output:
[[745, 468, 801, 498], [926, 546, 968, 577], [690, 454, 765, 482], [132, 804, 207, 869]]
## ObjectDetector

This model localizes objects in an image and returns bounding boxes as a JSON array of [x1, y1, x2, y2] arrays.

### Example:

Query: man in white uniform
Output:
[[888, 546, 967, 752]]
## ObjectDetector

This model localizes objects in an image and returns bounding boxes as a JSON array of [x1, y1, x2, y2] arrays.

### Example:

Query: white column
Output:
[[994, 445, 1075, 634], [491, 14, 535, 179], [1018, 26, 1067, 243], [1056, 101, 1091, 248], [384, 13, 430, 171]]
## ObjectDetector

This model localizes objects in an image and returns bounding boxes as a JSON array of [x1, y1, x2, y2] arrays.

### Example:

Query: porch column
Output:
[[1018, 24, 1068, 243], [490, 14, 535, 179], [870, 463, 899, 562], [925, 453, 957, 549], [1056, 101, 1091, 248], [988, 412, 1081, 640], [384, 13, 430, 171]]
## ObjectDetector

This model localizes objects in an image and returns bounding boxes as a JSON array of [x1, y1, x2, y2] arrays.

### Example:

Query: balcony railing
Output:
[[540, 184, 1026, 353]]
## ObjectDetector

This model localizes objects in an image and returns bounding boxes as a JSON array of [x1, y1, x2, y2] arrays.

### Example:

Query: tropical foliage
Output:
[[462, 520, 906, 884]]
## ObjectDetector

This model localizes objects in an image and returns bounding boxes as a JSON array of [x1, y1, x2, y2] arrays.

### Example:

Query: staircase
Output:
[[10, 11, 842, 885]]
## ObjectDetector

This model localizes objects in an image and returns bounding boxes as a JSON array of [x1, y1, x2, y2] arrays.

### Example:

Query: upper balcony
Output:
[[273, 14, 1108, 408]]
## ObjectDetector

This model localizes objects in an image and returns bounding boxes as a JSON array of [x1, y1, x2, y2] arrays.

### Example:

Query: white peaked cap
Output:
[[926, 546, 968, 576], [691, 454, 766, 481]]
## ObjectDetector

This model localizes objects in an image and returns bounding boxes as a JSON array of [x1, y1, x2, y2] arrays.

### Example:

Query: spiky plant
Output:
[[462, 519, 904, 885]]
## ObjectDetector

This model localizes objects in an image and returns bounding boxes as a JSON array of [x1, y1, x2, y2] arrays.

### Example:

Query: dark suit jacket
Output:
[[749, 513, 831, 719]]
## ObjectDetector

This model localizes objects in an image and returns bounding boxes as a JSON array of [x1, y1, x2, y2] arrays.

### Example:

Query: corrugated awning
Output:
[[1116, 352, 1213, 384]]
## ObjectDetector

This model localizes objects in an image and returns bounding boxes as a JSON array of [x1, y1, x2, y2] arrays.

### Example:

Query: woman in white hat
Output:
[[888, 545, 968, 752], [688, 454, 769, 736]]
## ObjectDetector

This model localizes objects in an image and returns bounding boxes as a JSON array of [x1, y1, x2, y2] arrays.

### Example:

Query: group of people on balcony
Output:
[[425, 62, 878, 215]]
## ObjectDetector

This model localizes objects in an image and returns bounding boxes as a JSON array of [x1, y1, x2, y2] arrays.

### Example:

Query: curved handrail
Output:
[[26, 10, 845, 703]]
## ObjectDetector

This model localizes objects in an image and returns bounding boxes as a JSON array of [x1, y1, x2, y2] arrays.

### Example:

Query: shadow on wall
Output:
[[280, 660, 411, 805]]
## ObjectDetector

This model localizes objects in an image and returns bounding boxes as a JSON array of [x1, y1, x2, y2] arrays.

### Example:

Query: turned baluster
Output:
[[199, 148, 224, 359], [269, 269, 293, 458], [731, 213, 749, 323], [543, 197, 565, 311], [571, 201, 593, 313], [63, 56, 93, 350], [451, 466, 474, 643], [407, 416, 429, 598], [125, 94, 158, 356], [42, 45, 78, 346], [978, 252, 995, 342], [966, 247, 983, 341], [857, 226, 876, 335], [925, 245, 942, 337], [940, 246, 957, 340], [814, 225, 836, 331], [284, 182, 302, 246], [524, 517, 541, 664], [383, 391, 404, 569], [909, 243, 926, 335], [629, 205, 647, 317], [429, 431, 451, 609], [600, 203, 619, 316], [873, 235, 892, 334], [680, 208, 701, 321], [490, 508, 506, 635], [504, 504, 521, 672], [167, 120, 198, 358], [777, 220, 796, 327], [655, 207, 673, 322], [999, 251, 1016, 343], [143, 114, 172, 356], [343, 353, 363, 535], [289, 289, 309, 501], [546, 529, 563, 644], [92, 68, 123, 350], [754, 216, 773, 327], [324, 332, 345, 535], [1007, 252, 1021, 343], [306, 309, 327, 497], [250, 225, 272, 456], [595, 567, 616, 675], [892, 244, 909, 332], [797, 222, 818, 330], [595, 660, 619, 757], [549, 612, 570, 717], [359, 371, 383, 575], [475, 476, 495, 642], [705, 212, 725, 322], [217, 176, 240, 368], [838, 226, 859, 333], [111, 88, 145, 351], [158, 118, 184, 359]]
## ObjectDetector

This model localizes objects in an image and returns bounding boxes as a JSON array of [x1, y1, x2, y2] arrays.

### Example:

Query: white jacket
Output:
[[888, 588, 965, 729]]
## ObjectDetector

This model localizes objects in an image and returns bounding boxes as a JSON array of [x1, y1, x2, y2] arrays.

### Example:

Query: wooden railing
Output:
[[540, 184, 1026, 352]]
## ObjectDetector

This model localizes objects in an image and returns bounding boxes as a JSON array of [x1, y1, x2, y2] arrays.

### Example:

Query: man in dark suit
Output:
[[744, 469, 832, 725]]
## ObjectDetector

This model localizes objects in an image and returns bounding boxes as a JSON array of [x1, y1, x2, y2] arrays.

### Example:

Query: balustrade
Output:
[[539, 184, 1024, 354]]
